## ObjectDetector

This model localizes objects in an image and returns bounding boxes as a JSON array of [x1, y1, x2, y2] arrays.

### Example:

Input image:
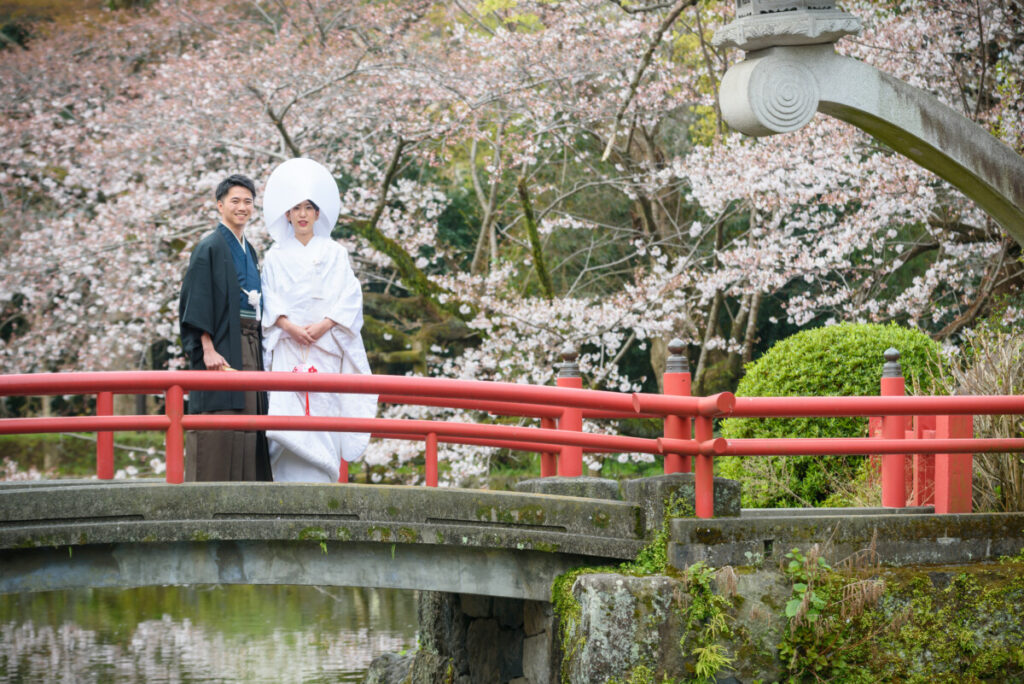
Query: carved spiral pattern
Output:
[[749, 59, 819, 133]]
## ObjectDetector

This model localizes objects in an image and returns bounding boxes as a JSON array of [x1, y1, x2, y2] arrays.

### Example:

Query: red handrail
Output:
[[3, 369, 1023, 519]]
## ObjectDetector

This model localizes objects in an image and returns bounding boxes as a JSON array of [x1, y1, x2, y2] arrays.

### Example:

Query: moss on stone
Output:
[[475, 504, 547, 525], [551, 546, 1024, 682], [775, 551, 1024, 682]]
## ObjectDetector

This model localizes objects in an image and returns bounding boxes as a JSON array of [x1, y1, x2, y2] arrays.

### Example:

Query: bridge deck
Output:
[[0, 481, 648, 600]]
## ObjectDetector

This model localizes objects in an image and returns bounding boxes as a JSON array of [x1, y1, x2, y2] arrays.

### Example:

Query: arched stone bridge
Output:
[[0, 480, 656, 601]]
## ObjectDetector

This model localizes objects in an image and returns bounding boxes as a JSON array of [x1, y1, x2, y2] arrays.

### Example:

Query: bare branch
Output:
[[601, 0, 697, 161], [605, 0, 679, 14]]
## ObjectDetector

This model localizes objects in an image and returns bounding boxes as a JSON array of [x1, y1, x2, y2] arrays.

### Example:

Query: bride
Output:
[[260, 157, 376, 482]]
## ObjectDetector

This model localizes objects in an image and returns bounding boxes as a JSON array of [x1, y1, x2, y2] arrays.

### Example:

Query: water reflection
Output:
[[0, 585, 418, 683]]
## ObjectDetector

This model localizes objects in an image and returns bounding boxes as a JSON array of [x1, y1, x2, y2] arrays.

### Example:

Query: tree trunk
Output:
[[724, 293, 752, 383], [693, 292, 721, 395], [742, 291, 763, 365]]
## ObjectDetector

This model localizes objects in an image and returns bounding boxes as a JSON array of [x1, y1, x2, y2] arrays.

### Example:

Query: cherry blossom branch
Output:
[[592, 330, 637, 388], [934, 238, 1009, 338], [345, 138, 471, 320], [605, 0, 679, 14], [601, 0, 696, 161], [213, 137, 289, 162], [470, 117, 506, 275]]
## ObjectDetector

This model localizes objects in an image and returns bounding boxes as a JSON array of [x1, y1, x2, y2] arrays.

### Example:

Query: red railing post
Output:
[[880, 349, 907, 508], [912, 415, 936, 505], [935, 414, 973, 513], [338, 459, 349, 483], [867, 416, 881, 483], [694, 415, 714, 518], [165, 385, 184, 484], [96, 391, 114, 480], [425, 431, 438, 487], [540, 417, 558, 477], [663, 339, 692, 474], [556, 348, 583, 477]]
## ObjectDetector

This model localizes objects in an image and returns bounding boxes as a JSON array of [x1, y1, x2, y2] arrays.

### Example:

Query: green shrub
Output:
[[718, 323, 944, 508]]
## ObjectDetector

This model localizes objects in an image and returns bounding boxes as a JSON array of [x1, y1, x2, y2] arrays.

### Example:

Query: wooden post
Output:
[[880, 349, 906, 508], [425, 431, 438, 487], [540, 417, 558, 477], [694, 415, 715, 518], [912, 414, 936, 505], [556, 347, 583, 477], [935, 414, 973, 513], [96, 391, 114, 480], [165, 385, 184, 484], [662, 339, 692, 474]]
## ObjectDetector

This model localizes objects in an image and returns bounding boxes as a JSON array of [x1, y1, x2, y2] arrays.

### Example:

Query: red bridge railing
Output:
[[1, 344, 1021, 518]]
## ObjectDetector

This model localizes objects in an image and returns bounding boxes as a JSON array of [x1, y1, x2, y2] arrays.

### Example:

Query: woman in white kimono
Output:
[[261, 158, 377, 482]]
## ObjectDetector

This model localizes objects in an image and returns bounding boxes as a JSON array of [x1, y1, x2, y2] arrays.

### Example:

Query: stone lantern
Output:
[[709, 0, 1024, 243], [735, 0, 836, 19], [714, 0, 859, 52]]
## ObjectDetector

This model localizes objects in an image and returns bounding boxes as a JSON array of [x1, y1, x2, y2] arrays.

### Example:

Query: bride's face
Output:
[[285, 200, 319, 236]]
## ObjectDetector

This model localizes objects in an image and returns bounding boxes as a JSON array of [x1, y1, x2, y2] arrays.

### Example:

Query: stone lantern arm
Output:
[[719, 44, 1024, 245]]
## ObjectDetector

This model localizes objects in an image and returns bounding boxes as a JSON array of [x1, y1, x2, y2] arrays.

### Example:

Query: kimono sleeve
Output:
[[322, 243, 364, 334], [178, 241, 216, 358], [260, 247, 288, 366]]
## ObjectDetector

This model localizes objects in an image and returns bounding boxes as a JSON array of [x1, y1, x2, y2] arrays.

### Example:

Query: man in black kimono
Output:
[[178, 174, 272, 481]]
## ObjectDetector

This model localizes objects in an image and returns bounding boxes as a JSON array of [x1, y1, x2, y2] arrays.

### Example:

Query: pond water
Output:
[[0, 585, 418, 683]]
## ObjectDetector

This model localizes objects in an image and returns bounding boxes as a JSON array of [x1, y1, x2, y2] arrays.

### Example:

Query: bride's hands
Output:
[[304, 318, 334, 341], [277, 316, 315, 345]]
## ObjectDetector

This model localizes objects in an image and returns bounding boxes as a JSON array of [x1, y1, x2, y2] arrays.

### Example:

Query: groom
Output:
[[178, 174, 272, 481]]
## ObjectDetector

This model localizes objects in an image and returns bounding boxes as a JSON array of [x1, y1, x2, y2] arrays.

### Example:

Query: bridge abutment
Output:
[[364, 590, 560, 684]]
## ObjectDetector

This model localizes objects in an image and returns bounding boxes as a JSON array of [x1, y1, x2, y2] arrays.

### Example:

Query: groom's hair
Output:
[[215, 174, 256, 201]]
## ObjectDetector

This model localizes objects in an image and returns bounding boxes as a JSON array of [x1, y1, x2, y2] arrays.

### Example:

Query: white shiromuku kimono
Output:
[[261, 233, 377, 482]]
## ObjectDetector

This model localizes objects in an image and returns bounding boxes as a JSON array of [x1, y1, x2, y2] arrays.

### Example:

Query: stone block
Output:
[[622, 473, 740, 536], [466, 618, 501, 682], [460, 593, 492, 618], [409, 652, 455, 684], [562, 573, 687, 682], [362, 652, 413, 684], [498, 627, 525, 681], [523, 600, 553, 637], [669, 511, 1024, 570], [523, 632, 553, 684], [515, 476, 621, 500], [417, 591, 457, 654]]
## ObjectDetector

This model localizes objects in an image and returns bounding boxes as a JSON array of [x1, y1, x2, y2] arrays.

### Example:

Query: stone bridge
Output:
[[0, 479, 662, 600]]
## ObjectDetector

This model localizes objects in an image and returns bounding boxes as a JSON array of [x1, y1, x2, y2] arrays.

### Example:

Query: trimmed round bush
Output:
[[718, 323, 944, 508]]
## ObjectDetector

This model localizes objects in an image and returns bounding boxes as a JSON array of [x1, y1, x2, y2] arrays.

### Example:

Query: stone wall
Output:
[[364, 590, 559, 684], [556, 557, 1024, 682]]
